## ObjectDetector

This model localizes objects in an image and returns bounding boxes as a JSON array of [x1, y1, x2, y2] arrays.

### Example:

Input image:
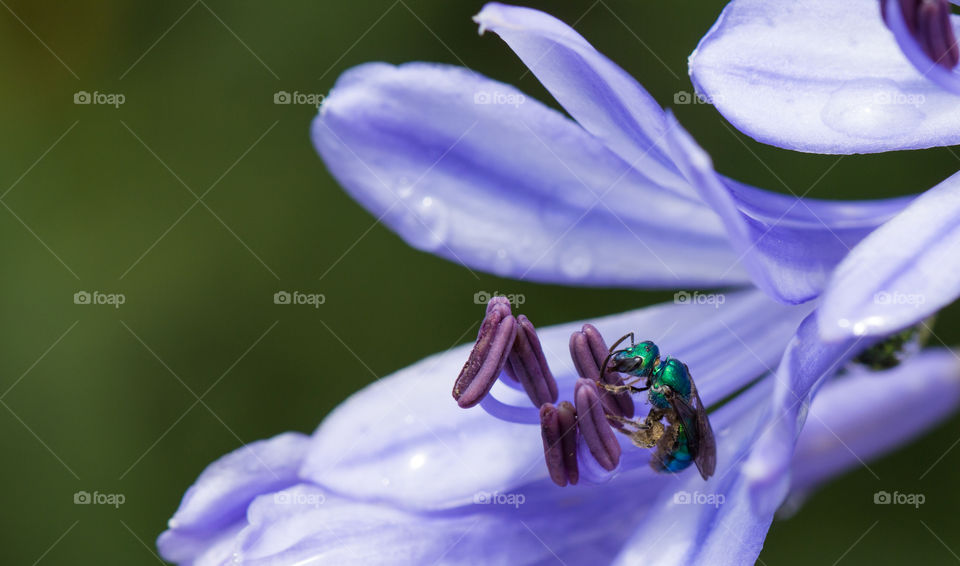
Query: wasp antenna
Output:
[[608, 332, 634, 354], [600, 351, 616, 378]]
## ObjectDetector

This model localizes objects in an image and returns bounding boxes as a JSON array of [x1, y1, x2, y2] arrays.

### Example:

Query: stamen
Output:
[[573, 379, 621, 471], [452, 298, 518, 408], [883, 0, 960, 70], [506, 315, 559, 407], [569, 324, 635, 419], [540, 401, 579, 486]]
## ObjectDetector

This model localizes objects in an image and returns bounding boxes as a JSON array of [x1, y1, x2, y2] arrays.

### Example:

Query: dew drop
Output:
[[821, 79, 925, 139], [393, 176, 414, 199], [491, 248, 513, 275], [852, 316, 886, 336], [795, 399, 810, 427], [560, 245, 593, 279], [409, 453, 427, 470], [401, 196, 448, 251]]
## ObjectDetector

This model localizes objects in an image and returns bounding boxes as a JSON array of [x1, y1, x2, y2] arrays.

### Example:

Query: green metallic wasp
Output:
[[600, 333, 716, 480]]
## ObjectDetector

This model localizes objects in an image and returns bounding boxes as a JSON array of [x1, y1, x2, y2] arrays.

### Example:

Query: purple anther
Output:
[[569, 324, 634, 419], [540, 401, 579, 486], [506, 315, 559, 407], [882, 0, 959, 69], [452, 298, 517, 408], [573, 379, 621, 471]]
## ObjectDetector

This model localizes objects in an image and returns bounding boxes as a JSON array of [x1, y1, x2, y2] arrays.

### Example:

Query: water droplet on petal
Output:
[[560, 245, 593, 279], [491, 248, 513, 275], [852, 316, 886, 336], [796, 399, 810, 427], [401, 196, 448, 251], [408, 453, 427, 470], [393, 176, 414, 198], [821, 79, 925, 139]]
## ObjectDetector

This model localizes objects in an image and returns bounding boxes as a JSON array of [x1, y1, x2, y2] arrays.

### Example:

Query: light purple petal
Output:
[[298, 290, 812, 510], [690, 0, 960, 154], [225, 380, 778, 566], [157, 523, 245, 566], [157, 432, 310, 564], [790, 348, 960, 494], [741, 314, 866, 516], [473, 3, 687, 191], [313, 62, 747, 288], [665, 112, 911, 304], [818, 171, 960, 340], [231, 484, 643, 566]]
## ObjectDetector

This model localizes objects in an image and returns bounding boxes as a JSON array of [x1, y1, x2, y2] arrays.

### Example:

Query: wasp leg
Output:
[[599, 375, 648, 395], [649, 418, 682, 473], [607, 409, 666, 449]]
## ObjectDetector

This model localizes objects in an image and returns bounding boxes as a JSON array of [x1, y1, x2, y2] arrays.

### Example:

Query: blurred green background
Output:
[[1, 1, 958, 563]]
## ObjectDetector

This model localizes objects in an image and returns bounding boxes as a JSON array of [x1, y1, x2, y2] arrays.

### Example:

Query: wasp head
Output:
[[608, 340, 660, 377]]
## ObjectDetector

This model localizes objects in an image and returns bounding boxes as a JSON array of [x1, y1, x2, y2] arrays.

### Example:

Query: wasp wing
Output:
[[691, 384, 716, 479], [668, 384, 716, 480]]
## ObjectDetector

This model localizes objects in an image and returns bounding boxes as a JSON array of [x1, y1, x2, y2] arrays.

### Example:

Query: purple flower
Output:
[[156, 296, 960, 565], [158, 3, 960, 565], [689, 0, 960, 153]]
